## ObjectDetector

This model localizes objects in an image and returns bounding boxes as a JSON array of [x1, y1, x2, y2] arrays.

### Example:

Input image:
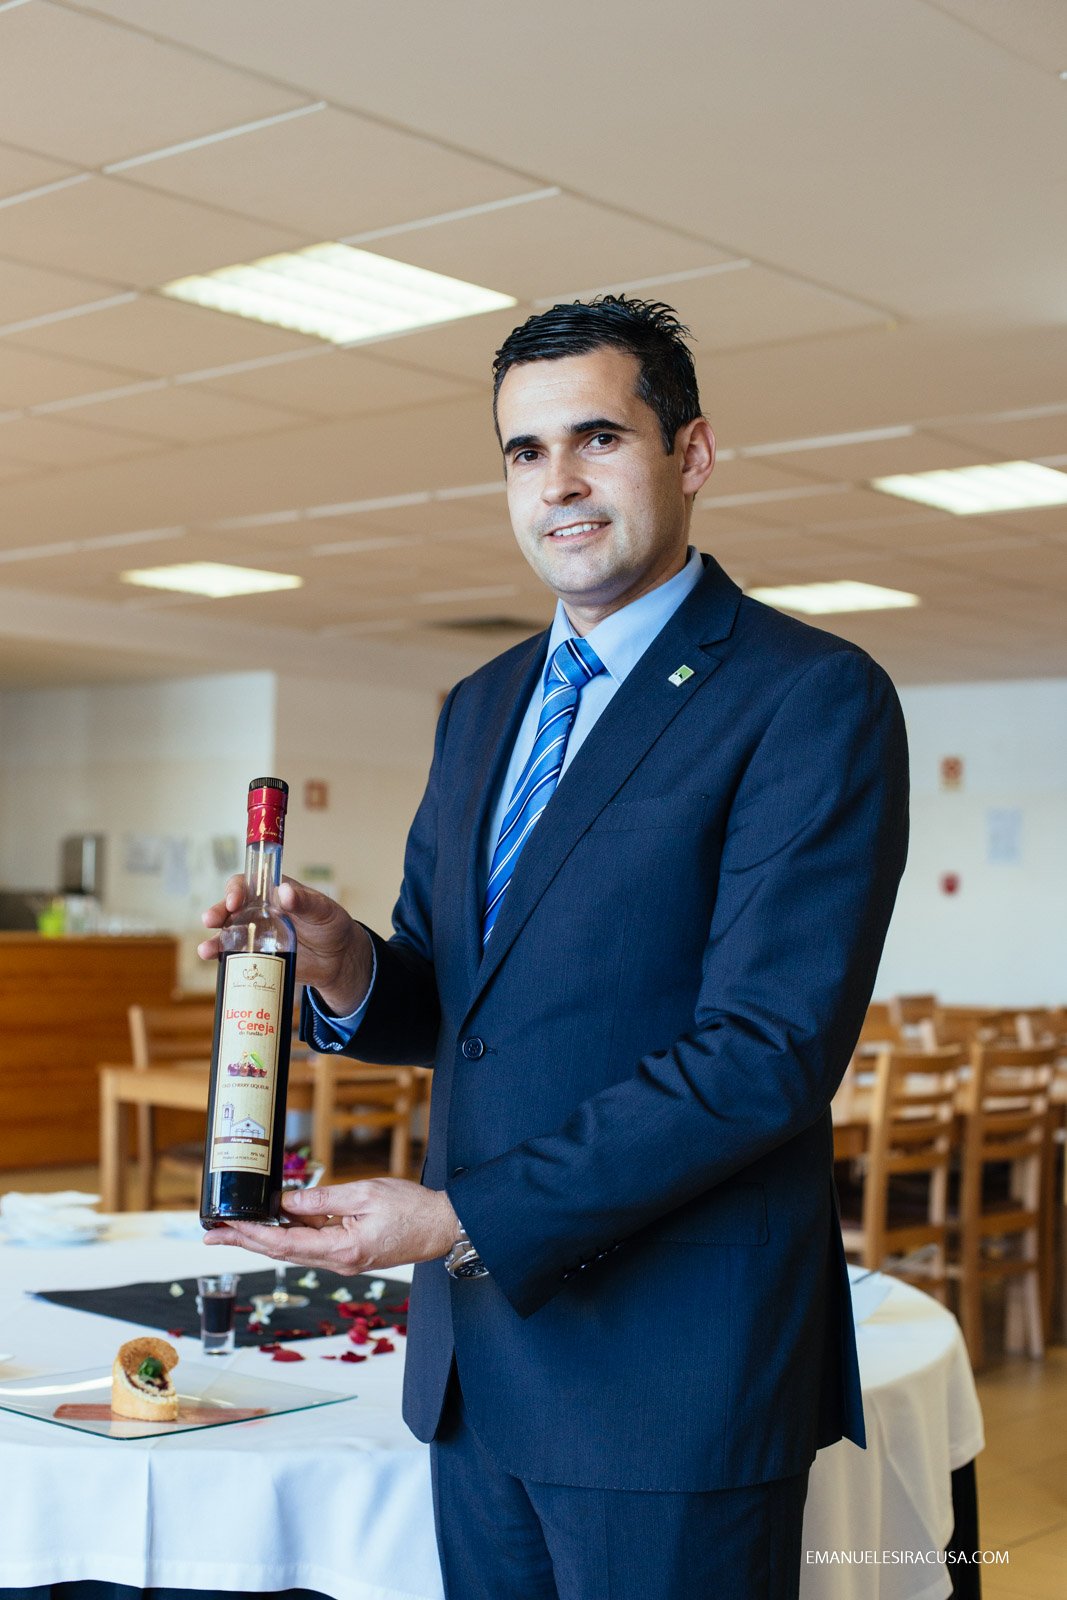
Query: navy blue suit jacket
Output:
[[304, 552, 909, 1491]]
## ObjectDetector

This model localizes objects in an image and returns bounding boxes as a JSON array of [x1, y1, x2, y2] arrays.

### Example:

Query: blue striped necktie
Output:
[[482, 635, 605, 946]]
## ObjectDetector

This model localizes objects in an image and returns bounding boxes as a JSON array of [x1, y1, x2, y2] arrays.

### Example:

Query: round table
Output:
[[0, 1212, 983, 1600]]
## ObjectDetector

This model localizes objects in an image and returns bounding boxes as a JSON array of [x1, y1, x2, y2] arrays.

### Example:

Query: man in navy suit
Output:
[[203, 297, 909, 1599]]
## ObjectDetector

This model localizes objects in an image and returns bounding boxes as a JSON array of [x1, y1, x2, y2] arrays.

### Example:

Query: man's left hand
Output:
[[203, 1178, 460, 1275]]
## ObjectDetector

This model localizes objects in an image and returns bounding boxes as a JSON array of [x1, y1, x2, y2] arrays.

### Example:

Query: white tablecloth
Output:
[[0, 1214, 983, 1600]]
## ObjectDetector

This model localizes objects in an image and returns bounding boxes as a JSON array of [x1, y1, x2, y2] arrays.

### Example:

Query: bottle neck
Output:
[[244, 839, 283, 903]]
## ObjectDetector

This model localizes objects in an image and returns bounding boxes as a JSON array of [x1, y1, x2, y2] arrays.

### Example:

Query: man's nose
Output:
[[541, 454, 588, 505]]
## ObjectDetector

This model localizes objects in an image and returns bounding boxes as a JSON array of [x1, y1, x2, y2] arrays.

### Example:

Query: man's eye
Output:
[[513, 449, 539, 464], [589, 433, 616, 447]]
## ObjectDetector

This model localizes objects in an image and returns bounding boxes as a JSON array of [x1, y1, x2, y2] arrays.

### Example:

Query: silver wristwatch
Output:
[[445, 1223, 489, 1279]]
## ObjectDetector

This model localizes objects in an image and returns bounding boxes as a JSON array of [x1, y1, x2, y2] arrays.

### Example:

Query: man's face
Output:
[[496, 346, 714, 627]]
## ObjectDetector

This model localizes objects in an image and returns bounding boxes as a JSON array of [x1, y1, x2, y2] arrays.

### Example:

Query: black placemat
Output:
[[35, 1269, 409, 1348]]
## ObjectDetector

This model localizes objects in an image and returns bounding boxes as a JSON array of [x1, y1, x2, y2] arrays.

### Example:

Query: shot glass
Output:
[[196, 1272, 240, 1356]]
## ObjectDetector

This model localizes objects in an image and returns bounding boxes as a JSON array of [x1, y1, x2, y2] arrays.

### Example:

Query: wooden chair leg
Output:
[[134, 1104, 155, 1211], [99, 1074, 128, 1213], [959, 1258, 985, 1370], [311, 1057, 335, 1185], [389, 1074, 413, 1178]]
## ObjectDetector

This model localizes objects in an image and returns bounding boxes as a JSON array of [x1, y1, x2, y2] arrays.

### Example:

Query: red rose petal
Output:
[[259, 1341, 282, 1353], [395, 1298, 410, 1314], [339, 1350, 367, 1363], [394, 1323, 407, 1335], [372, 1338, 395, 1355], [271, 1348, 305, 1362], [317, 1320, 337, 1337], [167, 1328, 185, 1338], [349, 1324, 369, 1345]]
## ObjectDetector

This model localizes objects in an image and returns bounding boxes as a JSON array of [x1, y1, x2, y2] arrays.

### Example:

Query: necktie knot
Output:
[[550, 635, 605, 691]]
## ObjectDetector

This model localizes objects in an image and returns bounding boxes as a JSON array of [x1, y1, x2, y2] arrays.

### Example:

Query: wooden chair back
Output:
[[129, 1001, 215, 1067], [888, 993, 938, 1031], [950, 1042, 1055, 1367], [849, 1046, 964, 1300]]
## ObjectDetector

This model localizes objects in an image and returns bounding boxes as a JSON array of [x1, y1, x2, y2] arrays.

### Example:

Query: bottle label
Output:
[[209, 954, 286, 1175]]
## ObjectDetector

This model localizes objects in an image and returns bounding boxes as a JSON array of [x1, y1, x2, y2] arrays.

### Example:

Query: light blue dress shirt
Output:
[[306, 547, 704, 1049]]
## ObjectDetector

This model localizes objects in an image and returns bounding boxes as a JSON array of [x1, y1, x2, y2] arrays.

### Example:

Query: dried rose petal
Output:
[[259, 1342, 282, 1354], [339, 1351, 367, 1364], [167, 1328, 185, 1339], [349, 1324, 369, 1345], [395, 1297, 410, 1314], [271, 1348, 305, 1362], [394, 1323, 407, 1336], [372, 1338, 395, 1355]]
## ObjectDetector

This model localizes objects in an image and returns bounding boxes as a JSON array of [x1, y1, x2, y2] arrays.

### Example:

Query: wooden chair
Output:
[[947, 1043, 1055, 1369], [127, 1001, 216, 1207], [308, 1054, 425, 1182], [126, 1003, 428, 1196], [840, 1046, 964, 1302]]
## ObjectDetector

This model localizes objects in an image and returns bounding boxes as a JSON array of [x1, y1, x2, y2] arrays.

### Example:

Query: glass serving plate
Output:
[[0, 1361, 355, 1440]]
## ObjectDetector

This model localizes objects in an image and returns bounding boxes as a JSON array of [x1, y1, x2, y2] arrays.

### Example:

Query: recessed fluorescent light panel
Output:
[[121, 563, 303, 598], [161, 243, 516, 345], [872, 460, 1067, 515], [747, 581, 920, 615]]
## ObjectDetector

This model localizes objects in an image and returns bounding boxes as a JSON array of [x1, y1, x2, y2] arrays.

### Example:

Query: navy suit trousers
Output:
[[430, 1371, 810, 1600]]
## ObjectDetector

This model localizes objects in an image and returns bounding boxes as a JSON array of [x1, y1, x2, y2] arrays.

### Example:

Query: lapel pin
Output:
[[668, 665, 694, 687]]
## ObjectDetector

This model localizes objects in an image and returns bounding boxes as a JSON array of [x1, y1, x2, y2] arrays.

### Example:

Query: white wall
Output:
[[0, 673, 276, 990], [876, 678, 1067, 1006], [3, 666, 1063, 1009], [272, 673, 443, 937]]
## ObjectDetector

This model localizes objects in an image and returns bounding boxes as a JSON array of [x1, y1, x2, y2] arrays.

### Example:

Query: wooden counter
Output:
[[0, 933, 179, 1168]]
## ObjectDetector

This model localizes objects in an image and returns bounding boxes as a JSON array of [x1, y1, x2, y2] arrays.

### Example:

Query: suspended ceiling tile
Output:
[[0, 2, 308, 167], [916, 541, 1067, 591], [978, 504, 1067, 540], [0, 414, 164, 467], [747, 431, 990, 482], [0, 344, 143, 408], [374, 307, 535, 386], [0, 177, 305, 288], [383, 193, 730, 303], [677, 265, 888, 354], [926, 0, 1067, 74], [695, 322, 1067, 449], [0, 257, 127, 328], [0, 455, 47, 484], [336, 495, 508, 539], [204, 347, 476, 419], [14, 294, 319, 378], [67, 383, 311, 444], [701, 457, 834, 497], [125, 103, 538, 239], [0, 141, 79, 201], [929, 413, 1067, 461]]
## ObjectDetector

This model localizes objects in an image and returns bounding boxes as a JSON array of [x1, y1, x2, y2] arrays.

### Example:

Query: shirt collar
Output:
[[543, 547, 704, 687]]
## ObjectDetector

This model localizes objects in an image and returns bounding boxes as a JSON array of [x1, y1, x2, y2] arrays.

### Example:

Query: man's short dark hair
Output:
[[492, 294, 702, 454]]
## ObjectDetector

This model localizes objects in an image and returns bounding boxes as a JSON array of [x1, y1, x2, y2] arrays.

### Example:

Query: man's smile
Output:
[[544, 519, 610, 542]]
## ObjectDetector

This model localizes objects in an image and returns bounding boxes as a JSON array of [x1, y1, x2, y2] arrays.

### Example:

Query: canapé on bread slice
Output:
[[111, 1336, 179, 1421]]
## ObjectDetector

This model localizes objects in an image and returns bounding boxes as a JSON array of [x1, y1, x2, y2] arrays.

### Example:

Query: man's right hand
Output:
[[198, 876, 374, 1016]]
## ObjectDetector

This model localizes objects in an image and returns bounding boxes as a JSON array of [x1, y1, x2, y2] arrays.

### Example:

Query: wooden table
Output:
[[98, 1059, 322, 1212]]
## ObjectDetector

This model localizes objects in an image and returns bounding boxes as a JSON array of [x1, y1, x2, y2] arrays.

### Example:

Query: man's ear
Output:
[[678, 418, 716, 497]]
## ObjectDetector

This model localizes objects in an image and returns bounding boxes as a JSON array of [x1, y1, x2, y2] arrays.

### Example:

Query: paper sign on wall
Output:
[[940, 756, 964, 791], [986, 808, 1022, 865]]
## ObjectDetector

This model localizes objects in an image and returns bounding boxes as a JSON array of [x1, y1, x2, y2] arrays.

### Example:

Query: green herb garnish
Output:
[[136, 1357, 164, 1381]]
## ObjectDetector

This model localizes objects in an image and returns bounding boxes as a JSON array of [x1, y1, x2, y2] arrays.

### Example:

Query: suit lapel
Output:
[[454, 629, 549, 995], [465, 555, 742, 1014]]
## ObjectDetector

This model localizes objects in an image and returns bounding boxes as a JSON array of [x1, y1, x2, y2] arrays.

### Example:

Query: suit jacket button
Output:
[[460, 1037, 485, 1060]]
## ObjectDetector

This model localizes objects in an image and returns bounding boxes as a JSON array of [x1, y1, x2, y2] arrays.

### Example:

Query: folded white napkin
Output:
[[0, 1190, 105, 1245]]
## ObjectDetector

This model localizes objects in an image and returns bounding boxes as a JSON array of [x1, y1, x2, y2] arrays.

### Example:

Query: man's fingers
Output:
[[283, 1181, 367, 1218]]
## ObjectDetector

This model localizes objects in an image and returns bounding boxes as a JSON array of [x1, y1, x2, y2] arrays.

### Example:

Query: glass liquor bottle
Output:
[[200, 778, 297, 1228]]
